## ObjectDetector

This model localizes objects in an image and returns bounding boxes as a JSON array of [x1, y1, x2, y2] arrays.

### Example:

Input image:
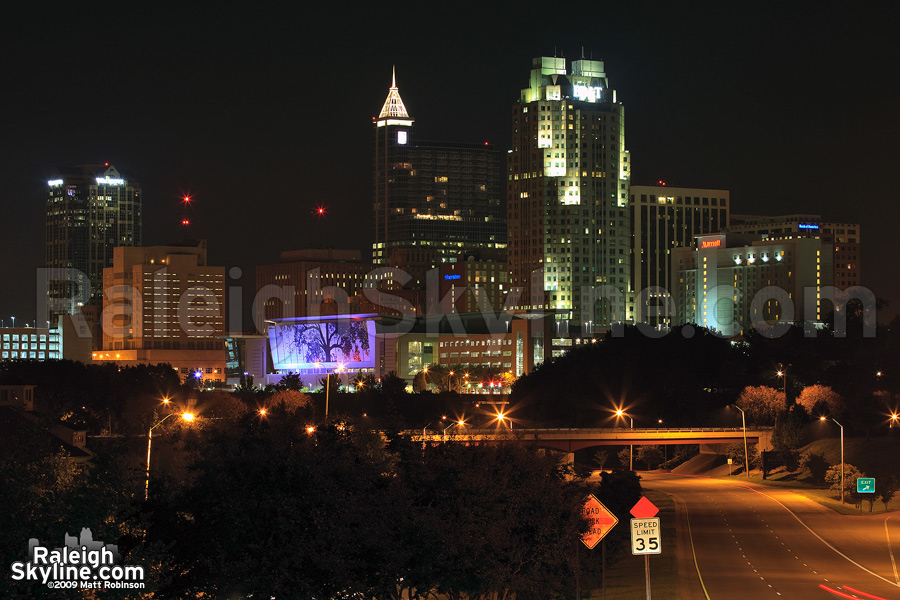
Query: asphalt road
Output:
[[642, 473, 900, 599]]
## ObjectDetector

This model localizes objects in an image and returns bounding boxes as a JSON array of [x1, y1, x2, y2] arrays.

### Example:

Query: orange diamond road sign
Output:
[[581, 494, 619, 549], [630, 496, 659, 519]]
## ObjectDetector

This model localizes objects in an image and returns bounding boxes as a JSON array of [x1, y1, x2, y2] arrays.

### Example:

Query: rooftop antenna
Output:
[[581, 46, 585, 59]]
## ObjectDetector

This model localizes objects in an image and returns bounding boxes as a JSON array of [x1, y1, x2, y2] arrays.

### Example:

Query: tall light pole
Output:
[[732, 405, 750, 479], [324, 364, 344, 421], [146, 411, 195, 500], [776, 364, 790, 407], [616, 409, 634, 471], [820, 416, 844, 504]]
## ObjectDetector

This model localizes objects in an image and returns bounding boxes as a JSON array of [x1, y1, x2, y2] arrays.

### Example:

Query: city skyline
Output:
[[3, 4, 898, 324]]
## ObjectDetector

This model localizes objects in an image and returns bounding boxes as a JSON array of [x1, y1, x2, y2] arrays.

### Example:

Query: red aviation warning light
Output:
[[182, 219, 190, 226]]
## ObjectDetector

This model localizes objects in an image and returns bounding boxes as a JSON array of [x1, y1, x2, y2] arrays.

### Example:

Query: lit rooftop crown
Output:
[[378, 67, 410, 119]]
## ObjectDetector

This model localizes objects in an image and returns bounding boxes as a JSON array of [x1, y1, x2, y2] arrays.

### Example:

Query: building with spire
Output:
[[372, 70, 506, 287], [507, 56, 631, 331]]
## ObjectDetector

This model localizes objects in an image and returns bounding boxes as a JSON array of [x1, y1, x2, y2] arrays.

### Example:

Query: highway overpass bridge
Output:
[[415, 427, 773, 453]]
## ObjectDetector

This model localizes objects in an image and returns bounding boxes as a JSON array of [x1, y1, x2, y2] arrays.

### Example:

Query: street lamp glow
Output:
[[820, 416, 844, 504], [615, 409, 634, 470], [259, 408, 267, 417], [146, 412, 195, 500]]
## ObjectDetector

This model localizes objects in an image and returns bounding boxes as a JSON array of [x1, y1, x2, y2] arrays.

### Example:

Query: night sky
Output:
[[3, 3, 899, 325]]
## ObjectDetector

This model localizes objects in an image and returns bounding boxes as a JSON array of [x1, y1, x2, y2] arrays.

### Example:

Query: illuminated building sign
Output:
[[397, 131, 408, 145], [47, 179, 64, 187], [700, 239, 722, 249], [573, 84, 603, 102], [268, 315, 376, 370], [95, 177, 124, 185], [444, 274, 461, 280], [798, 223, 819, 230]]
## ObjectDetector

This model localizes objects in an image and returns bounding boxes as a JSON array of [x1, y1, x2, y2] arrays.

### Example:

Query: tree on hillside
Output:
[[736, 386, 784, 425], [800, 451, 829, 485], [797, 385, 844, 418], [878, 475, 899, 511], [265, 389, 312, 414], [825, 463, 864, 504], [773, 404, 810, 451], [726, 442, 759, 470]]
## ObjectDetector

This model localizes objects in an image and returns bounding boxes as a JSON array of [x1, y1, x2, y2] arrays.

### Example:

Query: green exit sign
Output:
[[857, 477, 875, 493]]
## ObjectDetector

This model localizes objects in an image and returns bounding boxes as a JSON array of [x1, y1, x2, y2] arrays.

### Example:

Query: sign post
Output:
[[630, 497, 661, 600], [580, 495, 618, 600]]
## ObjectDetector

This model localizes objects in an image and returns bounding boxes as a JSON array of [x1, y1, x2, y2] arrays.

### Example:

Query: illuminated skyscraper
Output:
[[45, 164, 141, 314], [507, 56, 631, 330], [630, 184, 730, 326], [372, 70, 505, 279]]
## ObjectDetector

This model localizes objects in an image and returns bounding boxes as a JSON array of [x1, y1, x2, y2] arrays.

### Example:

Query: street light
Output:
[[496, 411, 512, 430], [731, 405, 750, 479], [146, 411, 195, 500], [443, 419, 465, 440], [615, 409, 634, 471], [323, 364, 344, 421], [820, 416, 844, 504]]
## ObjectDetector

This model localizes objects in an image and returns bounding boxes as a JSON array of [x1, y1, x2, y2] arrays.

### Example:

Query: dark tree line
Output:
[[510, 320, 900, 433]]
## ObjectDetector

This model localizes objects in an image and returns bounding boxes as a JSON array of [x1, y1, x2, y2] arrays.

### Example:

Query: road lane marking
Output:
[[885, 515, 899, 585], [664, 473, 900, 589], [675, 495, 711, 599]]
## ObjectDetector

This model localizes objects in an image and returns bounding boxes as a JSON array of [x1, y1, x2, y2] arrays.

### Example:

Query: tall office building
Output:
[[507, 56, 631, 330], [630, 184, 730, 325], [46, 164, 141, 314], [372, 70, 505, 277]]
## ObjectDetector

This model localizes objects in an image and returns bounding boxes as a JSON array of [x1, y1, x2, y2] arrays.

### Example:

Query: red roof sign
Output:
[[630, 496, 659, 519], [581, 494, 619, 549]]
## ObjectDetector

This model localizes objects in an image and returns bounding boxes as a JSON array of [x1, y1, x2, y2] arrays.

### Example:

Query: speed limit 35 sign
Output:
[[630, 517, 661, 555]]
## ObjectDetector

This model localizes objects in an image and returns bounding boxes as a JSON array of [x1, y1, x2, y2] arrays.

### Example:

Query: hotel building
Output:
[[728, 214, 860, 289], [672, 233, 833, 335]]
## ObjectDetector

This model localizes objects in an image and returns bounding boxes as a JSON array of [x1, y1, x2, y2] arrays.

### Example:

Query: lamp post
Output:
[[732, 405, 750, 479], [146, 411, 194, 500], [324, 364, 344, 421], [616, 409, 634, 471], [820, 416, 844, 504], [776, 364, 790, 407], [443, 419, 464, 441]]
